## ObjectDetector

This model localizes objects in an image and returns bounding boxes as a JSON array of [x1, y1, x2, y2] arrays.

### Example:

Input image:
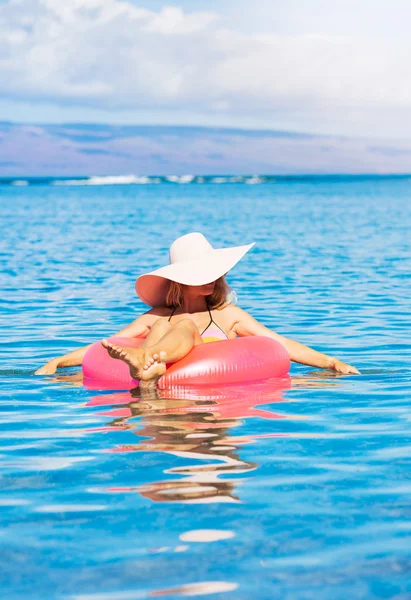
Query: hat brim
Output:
[[136, 243, 255, 307]]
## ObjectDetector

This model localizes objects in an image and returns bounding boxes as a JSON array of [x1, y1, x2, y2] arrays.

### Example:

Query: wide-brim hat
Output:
[[136, 232, 255, 307]]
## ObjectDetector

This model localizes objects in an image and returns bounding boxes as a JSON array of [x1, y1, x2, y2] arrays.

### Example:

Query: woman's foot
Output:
[[101, 339, 167, 385]]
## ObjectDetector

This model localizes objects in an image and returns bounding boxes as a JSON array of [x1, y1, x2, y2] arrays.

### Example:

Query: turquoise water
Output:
[[1, 177, 411, 599]]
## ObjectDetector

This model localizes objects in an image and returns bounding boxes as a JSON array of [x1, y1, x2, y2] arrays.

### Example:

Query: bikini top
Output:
[[168, 303, 229, 343]]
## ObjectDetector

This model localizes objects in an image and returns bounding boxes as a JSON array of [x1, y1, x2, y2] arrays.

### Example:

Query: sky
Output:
[[1, 0, 411, 139]]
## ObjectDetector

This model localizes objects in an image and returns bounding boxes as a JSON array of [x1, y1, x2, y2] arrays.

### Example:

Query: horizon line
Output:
[[1, 173, 411, 181]]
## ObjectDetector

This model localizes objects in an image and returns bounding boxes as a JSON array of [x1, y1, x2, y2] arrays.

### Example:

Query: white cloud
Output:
[[143, 5, 218, 34], [1, 0, 411, 134]]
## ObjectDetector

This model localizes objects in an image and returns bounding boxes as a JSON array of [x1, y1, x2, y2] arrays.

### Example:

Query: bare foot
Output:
[[101, 339, 167, 385]]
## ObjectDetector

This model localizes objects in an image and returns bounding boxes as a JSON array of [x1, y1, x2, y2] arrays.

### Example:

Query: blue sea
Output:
[[1, 175, 411, 599]]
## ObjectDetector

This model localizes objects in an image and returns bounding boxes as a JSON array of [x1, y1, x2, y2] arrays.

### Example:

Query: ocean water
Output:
[[1, 176, 411, 599]]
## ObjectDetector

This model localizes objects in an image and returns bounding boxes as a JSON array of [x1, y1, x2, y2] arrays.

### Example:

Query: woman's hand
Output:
[[329, 359, 360, 375], [35, 359, 60, 375]]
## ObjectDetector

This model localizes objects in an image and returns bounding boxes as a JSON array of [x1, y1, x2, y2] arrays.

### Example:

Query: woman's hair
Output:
[[165, 276, 231, 309]]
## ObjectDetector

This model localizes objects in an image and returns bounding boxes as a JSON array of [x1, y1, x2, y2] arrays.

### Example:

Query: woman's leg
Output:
[[144, 318, 203, 361], [101, 318, 203, 385], [140, 318, 174, 348]]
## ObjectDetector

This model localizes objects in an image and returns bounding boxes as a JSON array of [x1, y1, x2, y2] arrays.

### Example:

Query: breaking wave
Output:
[[1, 174, 410, 187], [0, 174, 272, 186], [52, 174, 270, 186]]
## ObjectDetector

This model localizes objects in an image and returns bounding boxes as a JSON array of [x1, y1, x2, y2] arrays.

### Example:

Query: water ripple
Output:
[[1, 179, 411, 598]]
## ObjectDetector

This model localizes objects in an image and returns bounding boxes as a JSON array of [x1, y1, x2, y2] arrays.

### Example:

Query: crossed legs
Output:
[[101, 318, 203, 386]]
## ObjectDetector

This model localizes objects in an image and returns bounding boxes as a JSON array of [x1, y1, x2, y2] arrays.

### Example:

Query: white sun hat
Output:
[[135, 232, 255, 307]]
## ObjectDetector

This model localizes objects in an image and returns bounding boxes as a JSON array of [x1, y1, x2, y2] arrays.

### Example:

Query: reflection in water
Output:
[[84, 376, 328, 504], [147, 580, 238, 597], [50, 369, 342, 503], [48, 371, 341, 503]]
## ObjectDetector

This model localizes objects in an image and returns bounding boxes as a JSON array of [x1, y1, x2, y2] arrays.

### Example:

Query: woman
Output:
[[35, 232, 360, 384]]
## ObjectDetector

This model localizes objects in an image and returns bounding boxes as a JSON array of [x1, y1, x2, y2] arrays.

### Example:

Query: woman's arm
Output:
[[34, 344, 93, 375], [230, 306, 360, 375], [35, 314, 153, 375]]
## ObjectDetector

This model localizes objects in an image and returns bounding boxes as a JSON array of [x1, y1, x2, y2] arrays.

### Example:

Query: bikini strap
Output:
[[169, 303, 227, 338], [202, 302, 228, 338], [168, 306, 177, 322], [201, 302, 213, 334]]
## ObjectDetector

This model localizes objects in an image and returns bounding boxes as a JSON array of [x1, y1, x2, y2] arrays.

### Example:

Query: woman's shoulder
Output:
[[132, 306, 171, 324], [217, 302, 246, 315], [217, 303, 249, 325], [146, 305, 172, 318]]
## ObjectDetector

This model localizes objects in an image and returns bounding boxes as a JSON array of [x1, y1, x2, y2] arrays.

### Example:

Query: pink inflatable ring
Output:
[[82, 335, 290, 389]]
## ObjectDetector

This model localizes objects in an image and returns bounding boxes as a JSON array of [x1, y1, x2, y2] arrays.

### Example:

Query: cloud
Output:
[[1, 0, 411, 126], [143, 5, 217, 34]]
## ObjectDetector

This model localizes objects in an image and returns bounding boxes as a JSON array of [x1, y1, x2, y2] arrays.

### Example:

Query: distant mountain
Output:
[[0, 121, 410, 176]]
